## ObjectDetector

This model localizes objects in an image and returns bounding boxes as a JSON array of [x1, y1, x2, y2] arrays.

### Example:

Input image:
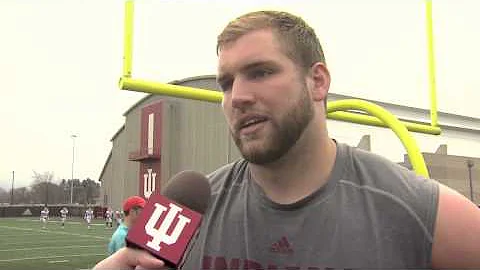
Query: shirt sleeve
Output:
[[108, 231, 127, 255]]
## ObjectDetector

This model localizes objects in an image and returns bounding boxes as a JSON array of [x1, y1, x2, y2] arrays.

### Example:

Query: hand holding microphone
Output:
[[93, 170, 211, 270]]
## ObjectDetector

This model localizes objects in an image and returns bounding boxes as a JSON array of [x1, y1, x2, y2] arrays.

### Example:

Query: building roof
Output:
[[98, 150, 112, 182], [110, 125, 125, 142]]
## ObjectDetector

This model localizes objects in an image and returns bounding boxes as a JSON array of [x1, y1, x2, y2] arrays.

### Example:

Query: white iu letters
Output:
[[143, 168, 157, 198], [145, 202, 191, 251]]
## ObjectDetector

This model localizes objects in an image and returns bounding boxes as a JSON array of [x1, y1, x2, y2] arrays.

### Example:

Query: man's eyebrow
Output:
[[217, 60, 277, 83], [239, 60, 276, 73]]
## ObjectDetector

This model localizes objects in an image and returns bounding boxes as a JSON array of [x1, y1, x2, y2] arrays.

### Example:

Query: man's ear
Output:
[[309, 62, 330, 102]]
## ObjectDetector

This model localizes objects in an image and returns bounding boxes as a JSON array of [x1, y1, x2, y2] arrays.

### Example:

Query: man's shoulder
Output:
[[338, 142, 439, 211], [206, 159, 248, 194], [341, 143, 424, 183]]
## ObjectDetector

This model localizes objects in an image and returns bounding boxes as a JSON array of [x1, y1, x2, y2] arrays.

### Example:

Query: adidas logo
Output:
[[270, 236, 293, 254]]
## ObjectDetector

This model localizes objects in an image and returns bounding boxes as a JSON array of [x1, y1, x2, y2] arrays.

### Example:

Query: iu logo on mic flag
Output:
[[126, 192, 202, 266]]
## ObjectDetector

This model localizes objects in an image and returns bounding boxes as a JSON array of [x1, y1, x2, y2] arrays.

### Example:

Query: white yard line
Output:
[[0, 233, 40, 237], [8, 239, 104, 246], [0, 253, 106, 262], [0, 245, 100, 252], [48, 259, 69, 263], [0, 225, 109, 240], [22, 219, 108, 226]]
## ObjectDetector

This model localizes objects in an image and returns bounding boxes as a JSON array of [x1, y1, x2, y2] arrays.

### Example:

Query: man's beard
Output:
[[232, 83, 314, 165]]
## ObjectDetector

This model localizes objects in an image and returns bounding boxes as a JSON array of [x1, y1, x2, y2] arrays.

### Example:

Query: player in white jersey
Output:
[[114, 210, 122, 228], [105, 208, 113, 228], [59, 207, 68, 228], [84, 207, 94, 229], [40, 206, 49, 229]]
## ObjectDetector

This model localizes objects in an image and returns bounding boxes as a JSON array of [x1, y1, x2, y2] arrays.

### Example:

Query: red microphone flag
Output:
[[126, 192, 202, 267]]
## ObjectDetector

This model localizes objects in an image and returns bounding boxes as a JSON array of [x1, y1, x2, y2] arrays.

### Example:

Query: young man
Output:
[[40, 206, 49, 229], [94, 10, 480, 270], [105, 207, 113, 229], [59, 207, 68, 228], [107, 196, 146, 255], [114, 209, 122, 228], [84, 207, 94, 229]]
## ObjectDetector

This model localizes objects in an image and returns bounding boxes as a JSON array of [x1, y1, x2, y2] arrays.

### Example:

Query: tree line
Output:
[[0, 171, 100, 205]]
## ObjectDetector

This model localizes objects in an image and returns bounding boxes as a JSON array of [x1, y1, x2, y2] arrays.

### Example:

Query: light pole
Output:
[[70, 134, 77, 204], [467, 160, 474, 202], [45, 176, 49, 205], [10, 171, 14, 205]]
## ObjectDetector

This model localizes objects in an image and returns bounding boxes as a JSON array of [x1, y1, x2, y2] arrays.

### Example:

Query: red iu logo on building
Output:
[[143, 168, 157, 198]]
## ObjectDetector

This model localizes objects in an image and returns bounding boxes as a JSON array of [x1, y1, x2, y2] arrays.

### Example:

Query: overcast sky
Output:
[[1, 0, 479, 190]]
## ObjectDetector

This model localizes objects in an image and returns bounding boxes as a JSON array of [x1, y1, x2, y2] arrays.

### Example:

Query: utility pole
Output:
[[467, 160, 474, 202], [10, 171, 14, 205], [45, 177, 49, 205], [70, 134, 77, 204]]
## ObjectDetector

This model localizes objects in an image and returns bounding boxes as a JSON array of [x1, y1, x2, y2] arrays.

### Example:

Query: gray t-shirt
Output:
[[181, 143, 439, 269]]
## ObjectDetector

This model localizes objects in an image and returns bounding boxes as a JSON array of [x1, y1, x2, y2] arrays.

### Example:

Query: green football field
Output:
[[0, 217, 115, 270]]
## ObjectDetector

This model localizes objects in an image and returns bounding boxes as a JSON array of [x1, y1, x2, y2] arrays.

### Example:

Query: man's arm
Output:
[[432, 183, 480, 269]]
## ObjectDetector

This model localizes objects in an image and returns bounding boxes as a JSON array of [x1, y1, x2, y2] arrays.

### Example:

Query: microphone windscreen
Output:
[[161, 170, 211, 214]]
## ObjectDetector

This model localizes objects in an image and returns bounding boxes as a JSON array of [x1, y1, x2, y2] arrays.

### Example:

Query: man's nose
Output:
[[231, 78, 255, 109]]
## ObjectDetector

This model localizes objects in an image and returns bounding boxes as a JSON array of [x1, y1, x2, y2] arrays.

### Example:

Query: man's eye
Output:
[[249, 69, 273, 79], [218, 79, 233, 92]]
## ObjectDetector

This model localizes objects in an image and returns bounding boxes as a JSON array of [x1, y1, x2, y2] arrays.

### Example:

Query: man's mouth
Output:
[[237, 116, 268, 134]]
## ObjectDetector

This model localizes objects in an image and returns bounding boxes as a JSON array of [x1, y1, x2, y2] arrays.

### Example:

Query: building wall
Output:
[[424, 154, 480, 204], [160, 77, 241, 188], [98, 153, 112, 207], [401, 152, 480, 204], [124, 102, 142, 199], [109, 128, 126, 210]]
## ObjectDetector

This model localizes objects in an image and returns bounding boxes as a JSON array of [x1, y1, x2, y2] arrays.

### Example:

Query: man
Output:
[[94, 10, 480, 270], [40, 206, 49, 229], [105, 207, 113, 229], [84, 207, 94, 229], [59, 207, 68, 228], [107, 195, 146, 255], [114, 209, 122, 228]]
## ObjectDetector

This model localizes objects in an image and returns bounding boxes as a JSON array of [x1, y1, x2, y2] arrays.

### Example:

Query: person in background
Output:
[[107, 196, 146, 255], [84, 207, 94, 229], [105, 207, 113, 229], [40, 206, 49, 229], [114, 209, 122, 228], [59, 207, 68, 228]]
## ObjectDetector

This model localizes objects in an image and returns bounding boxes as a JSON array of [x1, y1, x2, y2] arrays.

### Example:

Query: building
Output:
[[400, 144, 480, 204], [358, 135, 479, 204], [99, 76, 241, 210]]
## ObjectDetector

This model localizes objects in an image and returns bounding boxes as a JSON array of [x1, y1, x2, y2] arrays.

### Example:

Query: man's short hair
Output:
[[217, 10, 326, 73]]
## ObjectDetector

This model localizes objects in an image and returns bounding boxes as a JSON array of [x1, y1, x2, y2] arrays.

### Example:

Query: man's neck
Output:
[[248, 120, 337, 205]]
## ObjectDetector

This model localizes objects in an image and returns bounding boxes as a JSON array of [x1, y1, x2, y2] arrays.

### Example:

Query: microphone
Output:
[[125, 170, 211, 268]]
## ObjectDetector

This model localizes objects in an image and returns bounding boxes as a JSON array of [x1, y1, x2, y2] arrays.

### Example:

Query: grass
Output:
[[0, 217, 116, 270]]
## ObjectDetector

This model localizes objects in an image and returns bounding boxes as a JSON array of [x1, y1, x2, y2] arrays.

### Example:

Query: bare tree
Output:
[[13, 187, 29, 204], [31, 171, 55, 204], [0, 187, 8, 203], [80, 178, 100, 205], [5, 173, 101, 205]]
